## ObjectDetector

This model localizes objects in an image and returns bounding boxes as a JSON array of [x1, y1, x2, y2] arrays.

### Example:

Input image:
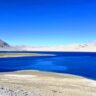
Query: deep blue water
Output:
[[0, 51, 96, 80]]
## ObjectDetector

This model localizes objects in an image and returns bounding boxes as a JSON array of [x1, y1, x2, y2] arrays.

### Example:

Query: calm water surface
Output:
[[0, 51, 96, 79]]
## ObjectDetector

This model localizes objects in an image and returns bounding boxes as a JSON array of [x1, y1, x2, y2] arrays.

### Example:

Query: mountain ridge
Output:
[[0, 39, 10, 48], [0, 39, 96, 52]]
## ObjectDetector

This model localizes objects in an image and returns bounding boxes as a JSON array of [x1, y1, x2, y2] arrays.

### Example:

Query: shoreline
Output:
[[1, 50, 96, 53], [0, 53, 55, 58], [0, 70, 96, 96]]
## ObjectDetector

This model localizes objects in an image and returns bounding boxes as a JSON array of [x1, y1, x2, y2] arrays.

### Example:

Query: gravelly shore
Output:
[[0, 70, 96, 96], [0, 53, 55, 58]]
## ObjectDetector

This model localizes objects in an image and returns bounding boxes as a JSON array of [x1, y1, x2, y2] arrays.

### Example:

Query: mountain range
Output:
[[0, 39, 96, 52]]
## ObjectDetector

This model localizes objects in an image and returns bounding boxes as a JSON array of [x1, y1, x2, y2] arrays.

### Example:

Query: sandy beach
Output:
[[0, 70, 96, 96], [0, 53, 55, 58]]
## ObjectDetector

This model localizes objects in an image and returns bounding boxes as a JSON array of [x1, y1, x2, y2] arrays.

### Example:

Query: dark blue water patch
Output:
[[0, 52, 96, 80], [0, 51, 96, 56]]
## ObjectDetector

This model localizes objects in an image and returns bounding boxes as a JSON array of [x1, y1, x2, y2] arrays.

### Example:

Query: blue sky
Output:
[[0, 0, 96, 46]]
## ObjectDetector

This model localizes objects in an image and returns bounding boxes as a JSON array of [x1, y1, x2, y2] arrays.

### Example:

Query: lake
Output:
[[0, 51, 96, 79]]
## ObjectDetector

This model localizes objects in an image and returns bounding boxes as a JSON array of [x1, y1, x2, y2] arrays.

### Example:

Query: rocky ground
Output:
[[0, 71, 96, 96]]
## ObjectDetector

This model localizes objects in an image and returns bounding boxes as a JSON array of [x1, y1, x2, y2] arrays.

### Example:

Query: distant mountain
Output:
[[16, 42, 96, 52], [0, 39, 10, 48], [0, 39, 96, 52], [0, 39, 21, 51]]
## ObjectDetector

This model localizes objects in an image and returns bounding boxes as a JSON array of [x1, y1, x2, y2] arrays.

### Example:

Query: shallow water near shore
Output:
[[0, 51, 96, 80]]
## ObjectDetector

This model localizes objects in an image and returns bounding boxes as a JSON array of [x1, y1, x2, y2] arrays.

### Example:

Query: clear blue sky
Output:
[[0, 0, 96, 46]]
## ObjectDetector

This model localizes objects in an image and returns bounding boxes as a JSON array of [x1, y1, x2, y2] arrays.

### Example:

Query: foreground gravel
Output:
[[0, 71, 96, 96]]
